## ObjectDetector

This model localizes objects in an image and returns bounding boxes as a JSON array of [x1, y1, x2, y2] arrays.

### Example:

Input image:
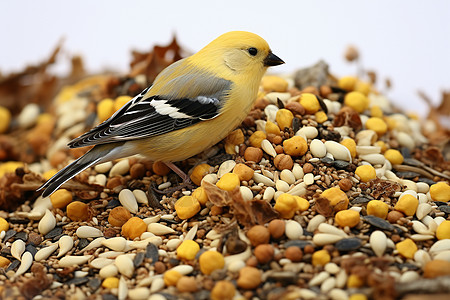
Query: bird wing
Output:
[[68, 72, 232, 148]]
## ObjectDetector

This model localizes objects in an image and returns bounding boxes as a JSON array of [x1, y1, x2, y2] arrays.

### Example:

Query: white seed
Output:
[[263, 187, 275, 201], [414, 249, 431, 267], [418, 193, 428, 204], [410, 234, 434, 241], [412, 220, 433, 235], [360, 154, 386, 165], [265, 92, 291, 104], [38, 209, 56, 235], [287, 182, 307, 196], [148, 223, 175, 235], [328, 288, 349, 300], [261, 139, 277, 157], [324, 262, 340, 274], [150, 277, 165, 293], [132, 189, 148, 205], [99, 264, 119, 278], [110, 159, 130, 177], [118, 276, 128, 300], [355, 130, 377, 146], [239, 186, 253, 202], [262, 169, 274, 179], [297, 126, 318, 139], [309, 271, 330, 286], [115, 254, 134, 278], [276, 180, 290, 192], [166, 239, 182, 251], [429, 239, 450, 256], [201, 173, 218, 185], [99, 251, 126, 259], [292, 163, 304, 179], [399, 271, 420, 283], [35, 243, 58, 261], [264, 104, 279, 123], [227, 260, 246, 272], [298, 288, 318, 300], [253, 173, 275, 187], [321, 277, 336, 293], [128, 287, 150, 300], [102, 237, 128, 252], [255, 119, 266, 132], [158, 182, 172, 190], [318, 223, 348, 237], [171, 264, 194, 275], [143, 215, 161, 225], [218, 160, 236, 177], [310, 139, 326, 158], [184, 224, 198, 241], [402, 180, 418, 192], [307, 215, 326, 232], [58, 255, 92, 267], [324, 141, 352, 162], [370, 230, 387, 257], [224, 247, 252, 266], [285, 220, 303, 240], [90, 257, 115, 269], [57, 235, 74, 258], [94, 174, 107, 186], [416, 182, 430, 194], [79, 237, 105, 252], [76, 226, 103, 238], [303, 173, 314, 185], [280, 170, 296, 185], [396, 131, 415, 150], [335, 269, 347, 288], [18, 103, 40, 128], [74, 271, 89, 277], [206, 229, 221, 240], [356, 145, 381, 155], [14, 252, 33, 277], [416, 203, 432, 220], [434, 250, 450, 262], [94, 161, 113, 173], [313, 234, 344, 246], [119, 189, 139, 214], [11, 239, 26, 261]]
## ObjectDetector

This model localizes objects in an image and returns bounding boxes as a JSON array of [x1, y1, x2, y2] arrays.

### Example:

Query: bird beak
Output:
[[264, 51, 285, 67]]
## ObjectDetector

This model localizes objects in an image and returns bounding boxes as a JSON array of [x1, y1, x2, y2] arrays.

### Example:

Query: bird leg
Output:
[[153, 162, 195, 194]]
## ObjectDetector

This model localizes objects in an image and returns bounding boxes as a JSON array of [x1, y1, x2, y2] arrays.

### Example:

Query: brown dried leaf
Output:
[[19, 263, 52, 300], [202, 181, 232, 207], [333, 106, 362, 131], [313, 194, 348, 217], [360, 178, 402, 199]]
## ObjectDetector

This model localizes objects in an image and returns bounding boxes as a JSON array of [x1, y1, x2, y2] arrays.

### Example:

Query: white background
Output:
[[1, 0, 449, 117]]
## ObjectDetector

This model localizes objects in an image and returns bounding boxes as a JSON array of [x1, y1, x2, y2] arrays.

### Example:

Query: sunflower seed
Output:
[[76, 226, 103, 238], [38, 209, 56, 235], [35, 243, 58, 261], [119, 189, 139, 214], [261, 139, 277, 158], [58, 255, 92, 267], [57, 235, 74, 258], [370, 230, 387, 257], [147, 223, 175, 235], [11, 239, 26, 261], [14, 252, 33, 277]]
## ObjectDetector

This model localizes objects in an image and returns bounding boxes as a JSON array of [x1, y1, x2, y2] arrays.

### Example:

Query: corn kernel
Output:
[[375, 141, 387, 153], [396, 238, 417, 259], [233, 163, 254, 181], [225, 129, 245, 145], [321, 187, 349, 210], [347, 274, 364, 288], [370, 105, 383, 118], [338, 76, 358, 91], [192, 187, 208, 206], [121, 217, 147, 240], [216, 173, 240, 191], [0, 106, 11, 133], [190, 163, 211, 186], [299, 93, 320, 114], [312, 249, 330, 266], [211, 280, 236, 300], [295, 196, 310, 212], [436, 220, 450, 240], [315, 111, 328, 123], [177, 240, 200, 260], [344, 91, 369, 113], [97, 98, 115, 122], [340, 138, 357, 158], [114, 95, 132, 112], [365, 117, 387, 136], [67, 201, 90, 221], [274, 193, 297, 219], [335, 210, 360, 228], [265, 121, 281, 135], [429, 182, 450, 202], [394, 194, 418, 216], [355, 81, 371, 96], [384, 149, 404, 165], [261, 75, 288, 92], [366, 200, 389, 219], [0, 217, 9, 232], [283, 136, 308, 157], [175, 196, 201, 219], [0, 256, 11, 268], [349, 294, 368, 300], [50, 189, 73, 209], [42, 169, 58, 180], [249, 131, 267, 148], [385, 116, 398, 130], [276, 109, 294, 130], [164, 270, 183, 286], [0, 161, 24, 177], [199, 251, 225, 275], [102, 277, 119, 289], [355, 165, 376, 182]]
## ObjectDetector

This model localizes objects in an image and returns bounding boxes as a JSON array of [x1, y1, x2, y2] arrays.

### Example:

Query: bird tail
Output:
[[38, 144, 116, 198]]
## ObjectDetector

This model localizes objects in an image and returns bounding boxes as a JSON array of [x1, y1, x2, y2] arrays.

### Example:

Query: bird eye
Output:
[[248, 47, 258, 56]]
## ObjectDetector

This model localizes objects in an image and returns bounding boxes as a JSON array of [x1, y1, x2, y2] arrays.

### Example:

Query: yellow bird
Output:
[[39, 31, 284, 197]]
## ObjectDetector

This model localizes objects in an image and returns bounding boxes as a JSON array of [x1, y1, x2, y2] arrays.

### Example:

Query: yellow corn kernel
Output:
[[335, 210, 360, 228], [315, 111, 328, 123], [274, 193, 298, 219], [355, 165, 376, 183], [365, 117, 387, 136], [261, 75, 288, 92], [0, 161, 24, 177], [232, 163, 254, 182], [276, 109, 294, 130], [312, 249, 330, 266], [177, 240, 200, 260], [102, 277, 119, 289], [67, 201, 90, 222], [355, 81, 371, 96], [190, 163, 211, 186], [42, 168, 58, 180], [436, 220, 450, 240], [249, 131, 267, 148], [394, 194, 418, 216], [344, 91, 369, 113], [366, 200, 389, 219], [121, 217, 147, 240], [347, 274, 364, 288], [299, 93, 320, 114], [97, 98, 115, 122], [396, 238, 417, 259], [0, 217, 9, 232], [295, 196, 310, 212], [199, 251, 225, 275], [429, 182, 450, 202], [338, 76, 358, 91], [0, 106, 11, 133], [175, 196, 201, 219], [265, 121, 281, 135], [0, 256, 11, 268], [384, 149, 404, 165], [192, 187, 208, 206], [50, 189, 73, 209], [216, 173, 240, 191], [164, 270, 183, 286], [225, 129, 245, 145], [321, 187, 349, 210], [340, 138, 357, 158], [283, 136, 308, 157], [114, 95, 132, 112], [349, 294, 368, 300], [370, 105, 383, 118]]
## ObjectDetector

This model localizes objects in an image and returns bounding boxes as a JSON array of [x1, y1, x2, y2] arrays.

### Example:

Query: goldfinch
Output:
[[39, 31, 284, 197]]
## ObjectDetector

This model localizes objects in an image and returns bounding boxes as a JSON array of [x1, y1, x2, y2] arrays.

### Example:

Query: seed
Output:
[[58, 255, 92, 267], [310, 139, 327, 158], [122, 217, 147, 240], [35, 243, 58, 261], [110, 159, 130, 177], [147, 223, 175, 235], [76, 226, 103, 238], [261, 139, 277, 157], [237, 266, 262, 289], [307, 215, 326, 232], [66, 201, 90, 221], [273, 154, 294, 170], [11, 240, 26, 261], [217, 160, 237, 178], [177, 240, 200, 260], [313, 234, 344, 246], [38, 209, 56, 235], [50, 189, 73, 209], [115, 254, 134, 278], [57, 235, 74, 258], [325, 141, 352, 162], [119, 189, 139, 214], [263, 187, 276, 201], [253, 173, 275, 187], [233, 163, 254, 181], [102, 237, 128, 251], [90, 257, 115, 269], [99, 264, 119, 278], [240, 186, 254, 201], [247, 225, 270, 247], [216, 173, 240, 191], [370, 230, 387, 257], [109, 206, 132, 227], [285, 220, 303, 240], [14, 252, 33, 277]]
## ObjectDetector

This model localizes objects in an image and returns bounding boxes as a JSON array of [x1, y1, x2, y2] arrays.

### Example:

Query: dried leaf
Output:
[[333, 106, 362, 131], [313, 195, 347, 217]]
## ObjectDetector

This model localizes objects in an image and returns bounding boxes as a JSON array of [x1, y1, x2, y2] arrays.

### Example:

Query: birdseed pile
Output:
[[0, 41, 450, 300]]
